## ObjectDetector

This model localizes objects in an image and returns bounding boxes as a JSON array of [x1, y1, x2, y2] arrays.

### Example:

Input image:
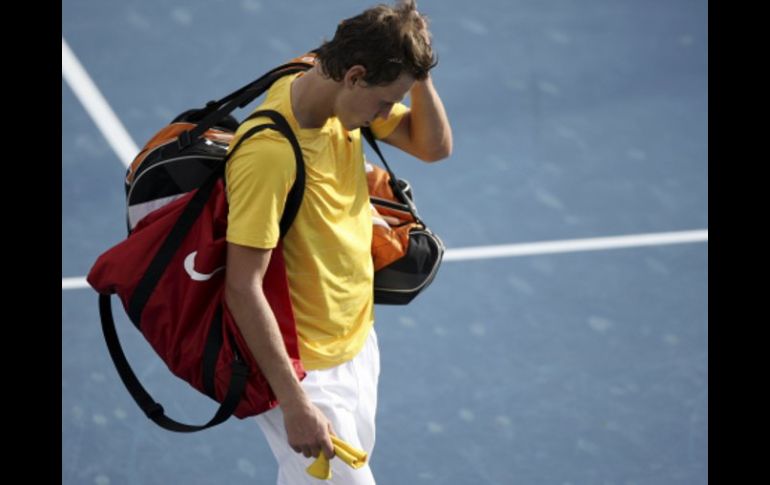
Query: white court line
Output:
[[443, 229, 708, 261], [62, 229, 707, 290], [62, 37, 139, 168], [62, 277, 89, 290]]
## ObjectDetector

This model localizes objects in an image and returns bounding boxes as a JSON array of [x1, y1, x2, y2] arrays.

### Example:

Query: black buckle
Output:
[[231, 360, 249, 378], [177, 130, 192, 150], [145, 402, 165, 419]]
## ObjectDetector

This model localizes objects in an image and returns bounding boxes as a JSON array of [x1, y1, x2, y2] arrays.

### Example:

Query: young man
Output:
[[224, 2, 452, 483]]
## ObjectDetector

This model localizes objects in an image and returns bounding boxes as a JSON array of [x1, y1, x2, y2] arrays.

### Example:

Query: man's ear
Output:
[[344, 65, 368, 88]]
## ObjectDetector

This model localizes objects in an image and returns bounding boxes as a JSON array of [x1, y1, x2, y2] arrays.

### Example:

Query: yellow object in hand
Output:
[[306, 436, 368, 480]]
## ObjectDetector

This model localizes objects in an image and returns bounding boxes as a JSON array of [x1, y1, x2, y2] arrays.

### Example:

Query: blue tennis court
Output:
[[63, 1, 708, 484]]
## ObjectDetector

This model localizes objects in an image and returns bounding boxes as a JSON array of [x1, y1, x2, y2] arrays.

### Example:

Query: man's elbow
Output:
[[420, 140, 452, 162], [225, 281, 249, 309], [224, 272, 263, 307]]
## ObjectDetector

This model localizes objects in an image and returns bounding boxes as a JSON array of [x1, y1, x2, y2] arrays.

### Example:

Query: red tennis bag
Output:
[[88, 177, 305, 430], [87, 106, 308, 432]]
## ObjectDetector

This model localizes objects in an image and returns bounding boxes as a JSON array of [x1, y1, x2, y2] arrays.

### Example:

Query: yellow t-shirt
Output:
[[225, 71, 409, 370]]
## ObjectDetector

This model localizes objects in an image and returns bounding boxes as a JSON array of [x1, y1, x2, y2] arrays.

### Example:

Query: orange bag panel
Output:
[[367, 163, 397, 200], [367, 162, 416, 224], [371, 222, 418, 271], [368, 161, 422, 271]]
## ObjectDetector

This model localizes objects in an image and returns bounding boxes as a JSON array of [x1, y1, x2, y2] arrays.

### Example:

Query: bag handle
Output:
[[100, 294, 246, 432], [176, 62, 314, 151], [361, 127, 423, 225]]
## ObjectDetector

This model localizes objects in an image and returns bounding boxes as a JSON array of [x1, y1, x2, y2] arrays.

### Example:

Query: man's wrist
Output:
[[411, 74, 436, 99], [277, 382, 311, 412]]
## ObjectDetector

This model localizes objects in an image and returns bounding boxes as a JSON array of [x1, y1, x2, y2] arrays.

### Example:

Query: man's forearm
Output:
[[408, 75, 453, 161], [225, 284, 307, 408]]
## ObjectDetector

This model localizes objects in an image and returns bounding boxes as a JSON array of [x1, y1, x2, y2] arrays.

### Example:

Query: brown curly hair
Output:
[[314, 1, 438, 86]]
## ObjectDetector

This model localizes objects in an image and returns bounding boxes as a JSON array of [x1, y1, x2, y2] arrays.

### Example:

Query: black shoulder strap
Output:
[[244, 110, 306, 238], [103, 111, 305, 432], [361, 127, 422, 224], [100, 294, 247, 432], [177, 62, 313, 151]]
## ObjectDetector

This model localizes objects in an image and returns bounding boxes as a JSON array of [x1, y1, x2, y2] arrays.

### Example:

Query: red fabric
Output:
[[87, 179, 305, 419]]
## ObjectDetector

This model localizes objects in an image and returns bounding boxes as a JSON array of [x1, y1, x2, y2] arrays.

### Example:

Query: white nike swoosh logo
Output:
[[184, 251, 225, 281]]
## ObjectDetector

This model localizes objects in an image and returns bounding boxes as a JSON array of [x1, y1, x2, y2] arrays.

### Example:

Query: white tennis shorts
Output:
[[255, 327, 380, 484]]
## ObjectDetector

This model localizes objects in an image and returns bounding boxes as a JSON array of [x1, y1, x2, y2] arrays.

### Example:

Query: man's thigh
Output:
[[256, 403, 376, 485], [254, 329, 380, 484]]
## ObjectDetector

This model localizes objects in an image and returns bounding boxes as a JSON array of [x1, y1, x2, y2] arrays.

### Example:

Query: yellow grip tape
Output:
[[306, 436, 368, 480]]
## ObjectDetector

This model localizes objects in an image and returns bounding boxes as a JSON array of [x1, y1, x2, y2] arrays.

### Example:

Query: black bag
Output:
[[362, 128, 445, 305]]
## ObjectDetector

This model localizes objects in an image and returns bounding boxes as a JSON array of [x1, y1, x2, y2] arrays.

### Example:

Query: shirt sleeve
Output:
[[370, 102, 409, 140], [225, 133, 297, 249]]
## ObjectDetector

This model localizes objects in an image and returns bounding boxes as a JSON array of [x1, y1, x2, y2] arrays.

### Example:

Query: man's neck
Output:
[[291, 67, 339, 129]]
